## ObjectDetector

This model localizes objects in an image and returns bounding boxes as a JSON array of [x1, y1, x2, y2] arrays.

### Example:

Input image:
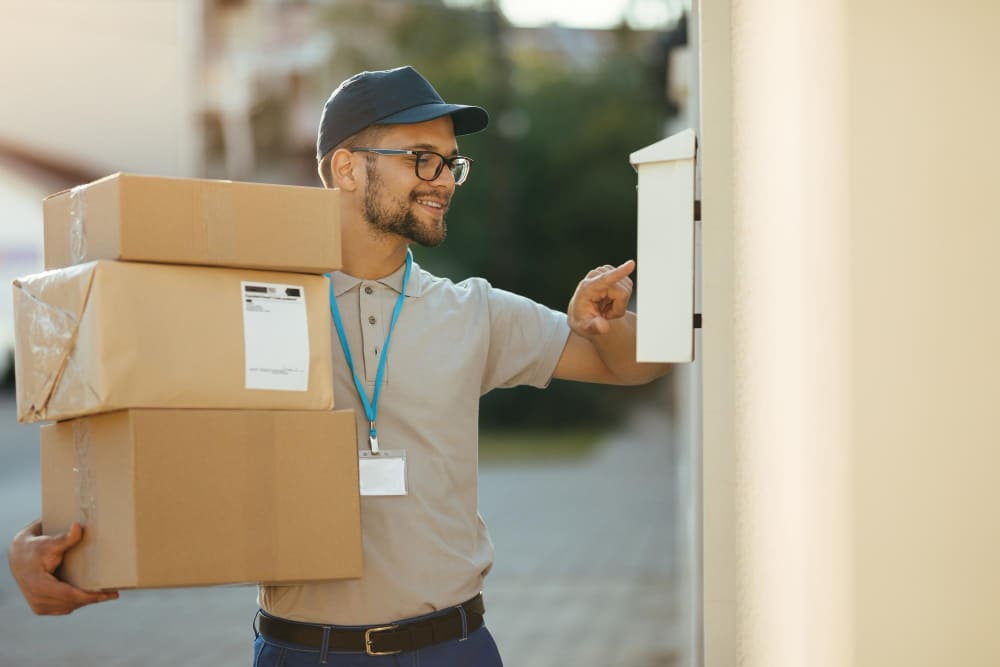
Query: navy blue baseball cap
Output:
[[316, 66, 489, 160]]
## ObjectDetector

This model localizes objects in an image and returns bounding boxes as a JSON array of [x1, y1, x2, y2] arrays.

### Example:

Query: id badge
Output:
[[359, 450, 408, 496]]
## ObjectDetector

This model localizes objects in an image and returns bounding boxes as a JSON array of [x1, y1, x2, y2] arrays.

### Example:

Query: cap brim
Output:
[[379, 103, 489, 136]]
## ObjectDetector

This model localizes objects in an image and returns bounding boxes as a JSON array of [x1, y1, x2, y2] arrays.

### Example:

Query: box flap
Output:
[[42, 172, 124, 203], [13, 263, 99, 423]]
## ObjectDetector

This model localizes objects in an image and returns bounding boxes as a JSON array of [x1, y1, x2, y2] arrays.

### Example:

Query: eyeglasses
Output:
[[349, 148, 474, 186]]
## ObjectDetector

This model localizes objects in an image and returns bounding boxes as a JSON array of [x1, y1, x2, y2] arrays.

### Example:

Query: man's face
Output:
[[360, 116, 459, 248]]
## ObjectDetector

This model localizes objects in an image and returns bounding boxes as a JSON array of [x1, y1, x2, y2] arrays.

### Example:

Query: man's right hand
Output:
[[8, 520, 119, 615]]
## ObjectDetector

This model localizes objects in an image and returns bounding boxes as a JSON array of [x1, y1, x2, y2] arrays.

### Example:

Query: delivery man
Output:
[[8, 66, 670, 665]]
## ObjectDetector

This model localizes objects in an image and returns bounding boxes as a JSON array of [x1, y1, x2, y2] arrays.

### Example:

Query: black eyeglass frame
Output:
[[349, 148, 474, 185]]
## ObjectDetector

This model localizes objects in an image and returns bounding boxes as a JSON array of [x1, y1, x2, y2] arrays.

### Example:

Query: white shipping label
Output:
[[241, 281, 310, 391]]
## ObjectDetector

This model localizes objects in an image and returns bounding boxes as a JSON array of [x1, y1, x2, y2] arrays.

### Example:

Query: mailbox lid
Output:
[[630, 128, 697, 166]]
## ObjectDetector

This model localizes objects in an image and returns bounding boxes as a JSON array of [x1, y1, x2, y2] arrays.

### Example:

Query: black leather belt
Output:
[[258, 593, 485, 656]]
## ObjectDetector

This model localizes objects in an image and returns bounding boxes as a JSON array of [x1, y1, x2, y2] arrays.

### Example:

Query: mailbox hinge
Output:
[[694, 200, 702, 222], [694, 313, 702, 329]]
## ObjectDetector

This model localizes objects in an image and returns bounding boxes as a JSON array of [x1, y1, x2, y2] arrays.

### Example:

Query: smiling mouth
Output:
[[414, 196, 449, 214]]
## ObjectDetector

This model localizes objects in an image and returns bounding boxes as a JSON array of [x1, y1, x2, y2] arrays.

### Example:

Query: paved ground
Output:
[[0, 392, 685, 666], [481, 407, 683, 667]]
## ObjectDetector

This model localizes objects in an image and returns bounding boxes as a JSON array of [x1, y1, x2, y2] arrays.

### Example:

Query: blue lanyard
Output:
[[328, 251, 412, 454]]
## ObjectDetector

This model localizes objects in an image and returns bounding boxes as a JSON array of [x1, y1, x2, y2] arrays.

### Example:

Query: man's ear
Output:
[[330, 148, 361, 192]]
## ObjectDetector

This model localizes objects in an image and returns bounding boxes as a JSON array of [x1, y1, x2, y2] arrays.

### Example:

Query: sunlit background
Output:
[[0, 1, 694, 665]]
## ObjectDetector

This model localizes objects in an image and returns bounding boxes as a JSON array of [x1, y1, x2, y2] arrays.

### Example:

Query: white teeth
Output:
[[418, 199, 443, 209]]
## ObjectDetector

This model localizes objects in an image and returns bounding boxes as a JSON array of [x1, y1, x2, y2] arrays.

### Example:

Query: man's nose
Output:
[[427, 167, 455, 193]]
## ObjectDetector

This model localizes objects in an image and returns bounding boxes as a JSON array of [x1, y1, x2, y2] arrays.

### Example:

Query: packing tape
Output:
[[24, 287, 75, 394], [71, 419, 96, 583], [69, 185, 88, 264], [201, 184, 237, 262], [71, 419, 97, 526]]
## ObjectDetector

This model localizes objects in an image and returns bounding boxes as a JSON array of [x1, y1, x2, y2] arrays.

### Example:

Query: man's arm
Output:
[[553, 260, 672, 385], [8, 520, 119, 615]]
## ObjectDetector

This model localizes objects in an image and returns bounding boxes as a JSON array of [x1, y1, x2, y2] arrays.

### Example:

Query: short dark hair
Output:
[[316, 125, 388, 189]]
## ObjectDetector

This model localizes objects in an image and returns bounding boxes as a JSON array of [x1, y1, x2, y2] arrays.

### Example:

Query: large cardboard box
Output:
[[42, 409, 362, 590], [44, 173, 340, 274], [14, 260, 334, 423]]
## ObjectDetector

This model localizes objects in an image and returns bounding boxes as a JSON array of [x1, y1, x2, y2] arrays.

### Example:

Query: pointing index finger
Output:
[[594, 260, 635, 284]]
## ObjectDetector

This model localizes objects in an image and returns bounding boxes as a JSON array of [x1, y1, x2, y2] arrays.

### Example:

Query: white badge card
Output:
[[359, 450, 408, 496]]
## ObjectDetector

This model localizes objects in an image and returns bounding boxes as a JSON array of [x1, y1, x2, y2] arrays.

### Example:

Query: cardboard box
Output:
[[42, 409, 362, 590], [14, 260, 334, 423], [44, 173, 340, 274]]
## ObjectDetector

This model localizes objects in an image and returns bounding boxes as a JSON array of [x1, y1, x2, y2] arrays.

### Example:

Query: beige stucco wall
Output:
[[701, 0, 1000, 665], [0, 0, 203, 177], [848, 2, 1000, 665]]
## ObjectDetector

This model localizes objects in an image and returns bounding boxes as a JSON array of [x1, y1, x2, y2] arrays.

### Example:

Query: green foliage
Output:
[[322, 1, 671, 428]]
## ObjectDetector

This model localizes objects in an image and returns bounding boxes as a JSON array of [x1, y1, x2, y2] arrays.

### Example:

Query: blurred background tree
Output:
[[321, 0, 675, 429]]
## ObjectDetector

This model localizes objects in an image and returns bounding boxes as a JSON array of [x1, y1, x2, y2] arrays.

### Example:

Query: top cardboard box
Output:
[[44, 173, 340, 274]]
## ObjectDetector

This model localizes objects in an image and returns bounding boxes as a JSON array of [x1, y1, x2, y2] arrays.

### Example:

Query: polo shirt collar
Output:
[[330, 257, 424, 298]]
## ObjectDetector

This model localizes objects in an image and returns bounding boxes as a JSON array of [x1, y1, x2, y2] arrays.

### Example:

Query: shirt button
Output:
[[368, 315, 377, 325], [364, 286, 373, 295]]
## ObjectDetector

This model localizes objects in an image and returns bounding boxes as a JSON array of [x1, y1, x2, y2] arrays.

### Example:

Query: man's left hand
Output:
[[567, 260, 635, 338]]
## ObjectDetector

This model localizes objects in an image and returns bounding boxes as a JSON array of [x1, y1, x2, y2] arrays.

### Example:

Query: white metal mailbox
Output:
[[630, 128, 697, 363]]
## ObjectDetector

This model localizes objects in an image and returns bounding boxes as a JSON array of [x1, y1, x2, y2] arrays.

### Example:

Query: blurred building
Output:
[[0, 0, 334, 186]]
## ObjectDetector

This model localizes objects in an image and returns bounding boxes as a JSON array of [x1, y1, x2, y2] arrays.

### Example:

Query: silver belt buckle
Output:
[[364, 624, 400, 656]]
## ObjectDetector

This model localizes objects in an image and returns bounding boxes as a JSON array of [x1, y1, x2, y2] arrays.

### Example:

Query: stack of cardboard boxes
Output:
[[12, 173, 362, 591]]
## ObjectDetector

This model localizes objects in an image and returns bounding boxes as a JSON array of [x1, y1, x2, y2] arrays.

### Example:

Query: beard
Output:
[[363, 161, 448, 247]]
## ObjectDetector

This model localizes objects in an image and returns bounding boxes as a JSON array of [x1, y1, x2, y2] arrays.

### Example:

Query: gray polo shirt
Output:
[[259, 258, 570, 624]]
